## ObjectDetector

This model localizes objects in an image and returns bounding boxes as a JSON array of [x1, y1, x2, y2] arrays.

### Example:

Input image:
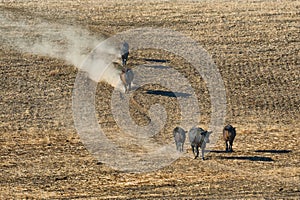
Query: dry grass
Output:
[[0, 0, 299, 199]]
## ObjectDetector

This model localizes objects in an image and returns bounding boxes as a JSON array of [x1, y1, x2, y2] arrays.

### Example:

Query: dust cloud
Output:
[[0, 9, 122, 86]]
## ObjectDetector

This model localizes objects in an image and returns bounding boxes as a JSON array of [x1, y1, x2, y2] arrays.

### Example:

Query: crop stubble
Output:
[[0, 0, 299, 199]]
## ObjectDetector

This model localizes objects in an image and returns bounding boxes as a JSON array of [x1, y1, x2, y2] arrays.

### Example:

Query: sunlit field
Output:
[[0, 0, 299, 198]]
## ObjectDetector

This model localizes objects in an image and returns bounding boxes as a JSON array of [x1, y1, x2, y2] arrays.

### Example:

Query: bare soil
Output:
[[0, 0, 299, 199]]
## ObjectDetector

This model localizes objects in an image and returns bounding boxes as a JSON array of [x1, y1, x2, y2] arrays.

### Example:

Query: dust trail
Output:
[[0, 9, 121, 87]]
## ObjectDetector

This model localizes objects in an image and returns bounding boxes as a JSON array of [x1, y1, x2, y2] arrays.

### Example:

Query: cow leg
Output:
[[176, 143, 180, 151], [123, 53, 129, 66], [194, 146, 199, 159], [191, 146, 195, 156], [201, 148, 205, 160], [225, 141, 229, 152], [192, 145, 199, 158], [229, 141, 233, 152], [122, 55, 127, 66]]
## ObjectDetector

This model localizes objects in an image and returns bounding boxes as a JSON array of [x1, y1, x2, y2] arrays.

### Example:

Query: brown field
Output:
[[0, 0, 299, 199]]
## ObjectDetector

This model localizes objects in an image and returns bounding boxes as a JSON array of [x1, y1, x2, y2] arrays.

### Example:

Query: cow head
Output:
[[203, 131, 212, 143]]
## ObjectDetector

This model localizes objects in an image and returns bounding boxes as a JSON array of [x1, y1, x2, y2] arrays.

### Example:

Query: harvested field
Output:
[[0, 0, 299, 199]]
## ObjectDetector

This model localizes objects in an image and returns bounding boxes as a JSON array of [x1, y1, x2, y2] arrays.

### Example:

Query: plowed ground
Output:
[[0, 0, 299, 199]]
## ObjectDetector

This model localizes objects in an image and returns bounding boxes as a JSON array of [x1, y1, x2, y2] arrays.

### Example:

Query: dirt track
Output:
[[0, 0, 299, 199]]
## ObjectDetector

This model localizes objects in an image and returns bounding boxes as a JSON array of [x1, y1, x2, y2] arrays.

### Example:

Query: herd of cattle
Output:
[[118, 42, 237, 160], [173, 124, 236, 160]]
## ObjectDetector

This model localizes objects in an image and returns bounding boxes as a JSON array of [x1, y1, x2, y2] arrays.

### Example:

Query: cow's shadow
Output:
[[143, 58, 170, 63], [217, 156, 274, 162], [210, 149, 292, 162], [146, 90, 191, 98], [208, 150, 227, 153], [255, 150, 291, 154]]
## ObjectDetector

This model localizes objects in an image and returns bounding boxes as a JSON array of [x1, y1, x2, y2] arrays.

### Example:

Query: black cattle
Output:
[[223, 124, 236, 152]]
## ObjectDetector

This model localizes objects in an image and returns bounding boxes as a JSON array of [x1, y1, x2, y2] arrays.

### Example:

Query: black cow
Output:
[[120, 41, 129, 66], [223, 124, 236, 152]]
